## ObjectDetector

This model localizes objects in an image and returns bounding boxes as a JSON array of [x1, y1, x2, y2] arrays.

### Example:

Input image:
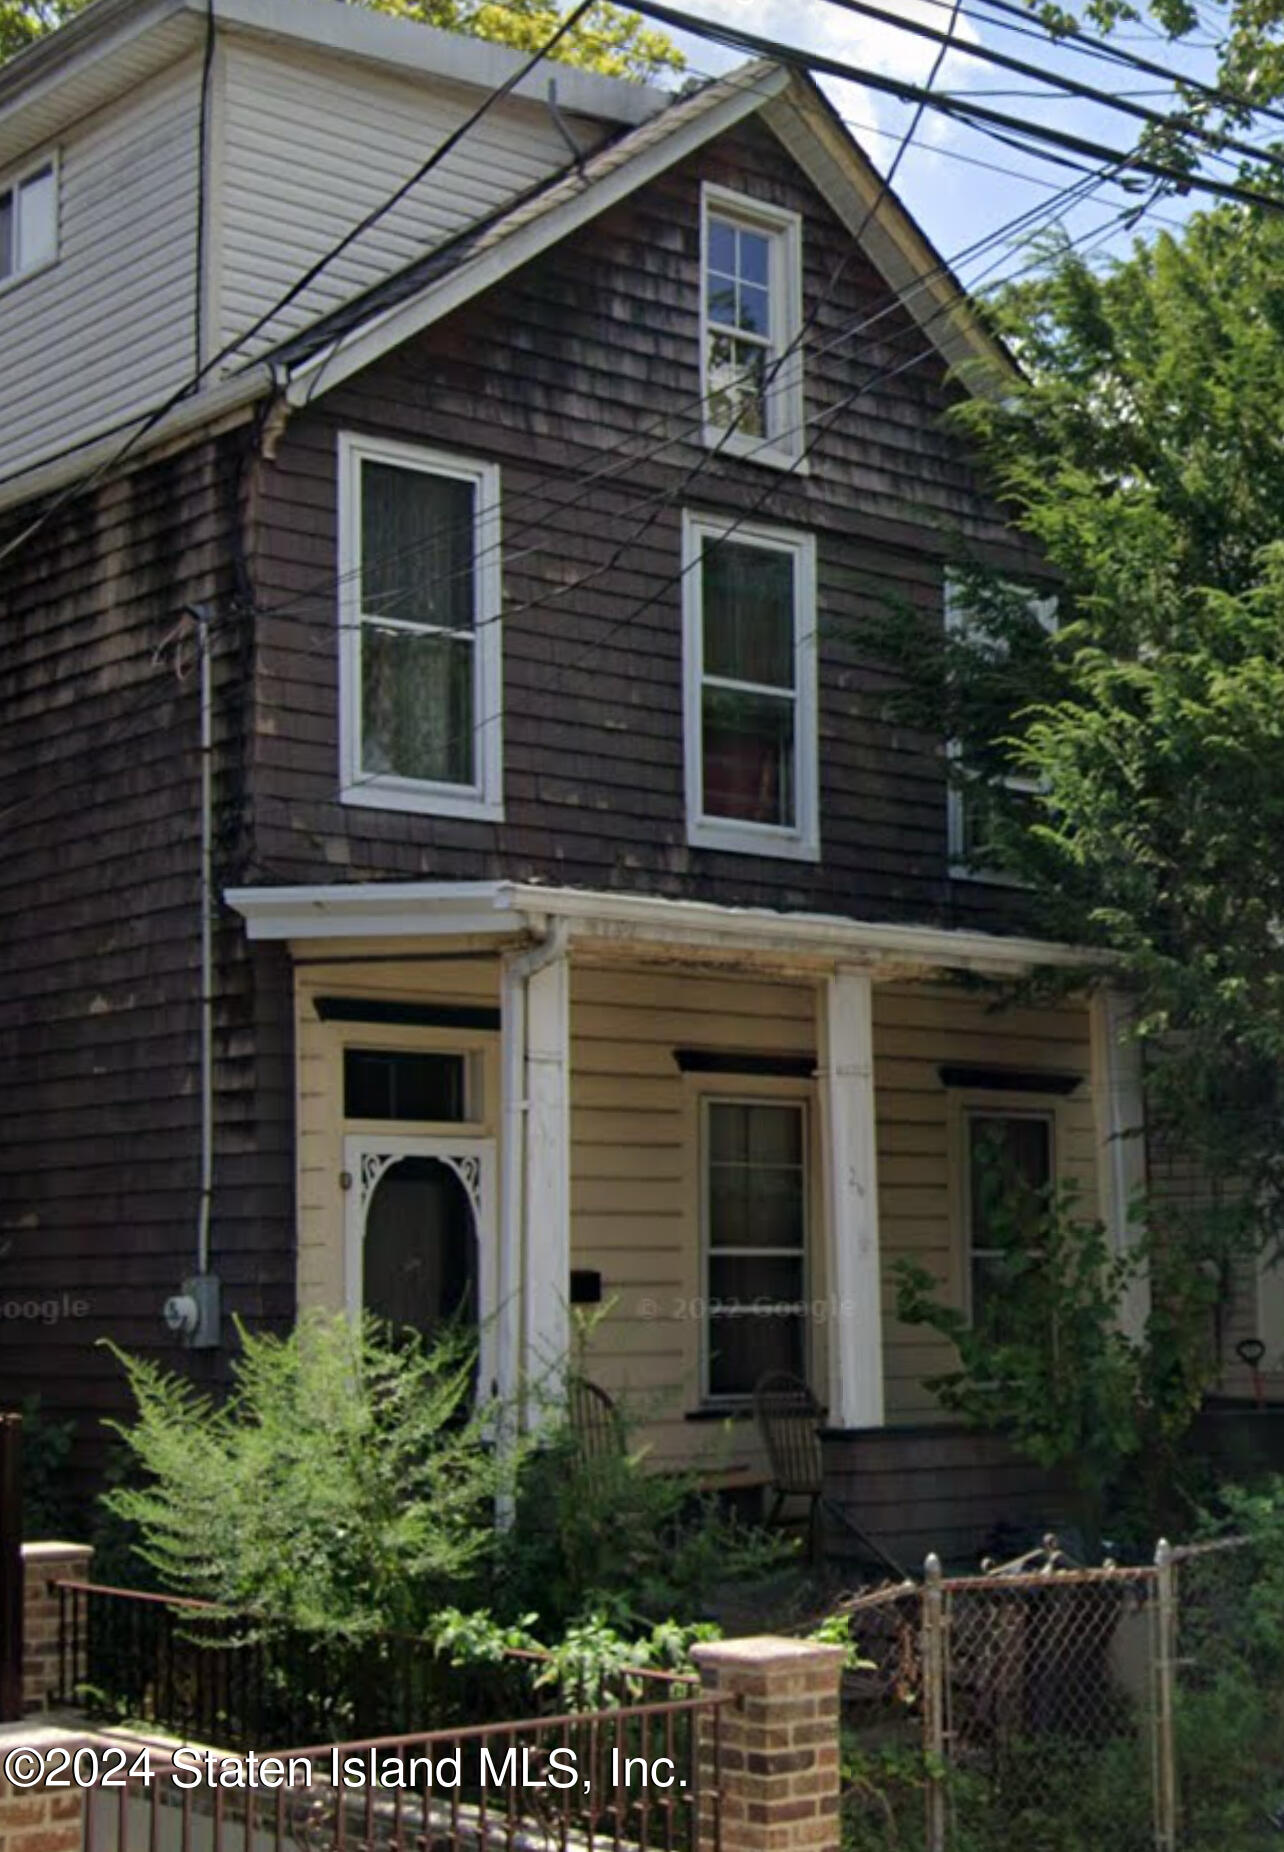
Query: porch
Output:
[[227, 882, 1146, 1565]]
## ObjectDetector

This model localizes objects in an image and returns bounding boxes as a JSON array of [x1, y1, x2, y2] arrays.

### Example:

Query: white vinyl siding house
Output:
[[0, 53, 203, 483]]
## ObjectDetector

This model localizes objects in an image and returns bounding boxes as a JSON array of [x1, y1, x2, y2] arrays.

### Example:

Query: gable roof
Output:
[[277, 59, 1016, 410]]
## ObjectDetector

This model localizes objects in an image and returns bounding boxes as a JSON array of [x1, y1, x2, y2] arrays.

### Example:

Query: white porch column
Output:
[[523, 945, 572, 1394], [817, 967, 884, 1429], [1090, 987, 1151, 1340]]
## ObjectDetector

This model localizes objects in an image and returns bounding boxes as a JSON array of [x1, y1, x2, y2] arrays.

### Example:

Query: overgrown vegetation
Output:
[[101, 1315, 792, 1646], [892, 1158, 1213, 1551]]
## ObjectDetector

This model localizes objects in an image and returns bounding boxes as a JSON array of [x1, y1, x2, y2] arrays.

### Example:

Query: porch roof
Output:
[[223, 880, 1105, 979]]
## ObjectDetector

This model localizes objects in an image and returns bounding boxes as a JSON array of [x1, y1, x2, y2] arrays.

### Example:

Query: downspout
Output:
[[498, 918, 570, 1407], [197, 605, 214, 1280]]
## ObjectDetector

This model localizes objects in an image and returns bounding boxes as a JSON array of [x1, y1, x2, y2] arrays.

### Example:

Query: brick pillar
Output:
[[0, 1752, 85, 1852], [689, 1637, 843, 1852], [21, 1544, 92, 1713]]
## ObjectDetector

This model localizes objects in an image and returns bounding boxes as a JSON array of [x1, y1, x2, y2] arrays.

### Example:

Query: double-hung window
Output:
[[704, 1099, 808, 1399], [682, 513, 819, 860], [944, 575, 1057, 880], [0, 156, 57, 288], [339, 434, 502, 820], [966, 1109, 1053, 1335], [701, 185, 803, 466]]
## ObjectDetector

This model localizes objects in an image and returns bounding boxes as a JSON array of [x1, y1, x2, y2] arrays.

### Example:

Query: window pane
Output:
[[708, 1104, 804, 1248], [738, 281, 770, 336], [738, 227, 769, 286], [707, 333, 767, 438], [344, 1050, 467, 1122], [702, 686, 794, 826], [970, 1115, 1051, 1249], [361, 625, 473, 785], [17, 165, 55, 271], [361, 462, 475, 629], [707, 275, 736, 325], [708, 1252, 804, 1397], [0, 191, 12, 282], [707, 216, 736, 276], [703, 543, 794, 688]]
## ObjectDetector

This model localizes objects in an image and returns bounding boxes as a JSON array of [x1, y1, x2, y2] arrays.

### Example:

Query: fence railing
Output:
[[79, 1689, 731, 1852], [54, 1579, 696, 1750], [838, 1537, 1268, 1852]]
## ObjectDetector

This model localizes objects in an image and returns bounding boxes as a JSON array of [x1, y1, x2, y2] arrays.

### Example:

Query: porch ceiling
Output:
[[224, 880, 1106, 981]]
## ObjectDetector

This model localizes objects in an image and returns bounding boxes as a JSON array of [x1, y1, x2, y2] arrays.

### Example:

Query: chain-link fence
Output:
[[837, 1536, 1282, 1852]]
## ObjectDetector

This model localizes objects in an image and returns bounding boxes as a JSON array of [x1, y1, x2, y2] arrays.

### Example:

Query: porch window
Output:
[[966, 1110, 1053, 1332], [945, 576, 1057, 881], [682, 514, 819, 860], [338, 434, 502, 820], [703, 1099, 807, 1399], [700, 185, 803, 465]]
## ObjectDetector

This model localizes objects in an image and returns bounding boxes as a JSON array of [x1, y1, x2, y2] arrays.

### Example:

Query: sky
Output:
[[657, 0, 1232, 299]]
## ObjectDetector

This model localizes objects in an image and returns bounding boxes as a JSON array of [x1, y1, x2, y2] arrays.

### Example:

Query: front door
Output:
[[343, 1134, 497, 1397]]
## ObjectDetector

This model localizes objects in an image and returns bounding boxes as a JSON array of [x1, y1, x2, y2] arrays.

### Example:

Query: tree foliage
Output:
[[926, 209, 1284, 1277], [0, 0, 681, 81]]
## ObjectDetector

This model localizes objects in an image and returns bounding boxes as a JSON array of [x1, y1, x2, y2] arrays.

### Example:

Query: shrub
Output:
[[101, 1313, 519, 1635]]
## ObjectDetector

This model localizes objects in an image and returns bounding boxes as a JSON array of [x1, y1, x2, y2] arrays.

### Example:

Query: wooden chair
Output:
[[567, 1376, 624, 1477], [753, 1370, 905, 1580]]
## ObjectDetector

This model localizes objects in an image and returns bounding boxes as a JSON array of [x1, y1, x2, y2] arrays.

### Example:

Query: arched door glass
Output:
[[362, 1156, 478, 1345]]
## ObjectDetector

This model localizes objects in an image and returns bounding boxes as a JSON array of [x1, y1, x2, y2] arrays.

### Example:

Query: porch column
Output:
[[816, 967, 884, 1428], [1090, 986, 1150, 1339], [523, 946, 571, 1393]]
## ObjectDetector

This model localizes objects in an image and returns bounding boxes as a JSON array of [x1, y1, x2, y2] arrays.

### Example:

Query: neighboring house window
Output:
[[966, 1109, 1053, 1333], [701, 184, 803, 466], [945, 576, 1057, 881], [682, 512, 819, 860], [704, 1099, 807, 1399], [0, 156, 58, 287], [338, 434, 502, 820]]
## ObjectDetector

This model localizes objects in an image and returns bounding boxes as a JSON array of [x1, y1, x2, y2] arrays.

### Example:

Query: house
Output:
[[0, 0, 1160, 1563]]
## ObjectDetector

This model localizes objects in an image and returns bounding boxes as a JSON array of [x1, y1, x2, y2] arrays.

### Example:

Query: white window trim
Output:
[[699, 183, 805, 472], [955, 1098, 1057, 1325], [699, 1093, 811, 1405], [338, 431, 503, 822], [944, 575, 1057, 884], [0, 149, 59, 296], [682, 510, 820, 862]]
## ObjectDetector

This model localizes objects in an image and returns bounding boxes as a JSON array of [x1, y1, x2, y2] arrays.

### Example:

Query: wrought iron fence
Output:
[[79, 1690, 731, 1852], [54, 1580, 696, 1751], [836, 1536, 1278, 1852]]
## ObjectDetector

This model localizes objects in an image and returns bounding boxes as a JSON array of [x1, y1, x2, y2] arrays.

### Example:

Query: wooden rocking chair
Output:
[[753, 1371, 905, 1579]]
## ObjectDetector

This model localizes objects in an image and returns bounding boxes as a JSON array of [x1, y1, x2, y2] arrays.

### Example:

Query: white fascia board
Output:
[[0, 366, 272, 518], [224, 880, 522, 941], [226, 877, 1102, 974], [505, 884, 1102, 973], [203, 0, 669, 126], [285, 65, 790, 409]]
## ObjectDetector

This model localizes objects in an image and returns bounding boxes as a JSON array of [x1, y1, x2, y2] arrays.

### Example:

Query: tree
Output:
[[934, 207, 1284, 1285], [0, 0, 682, 81]]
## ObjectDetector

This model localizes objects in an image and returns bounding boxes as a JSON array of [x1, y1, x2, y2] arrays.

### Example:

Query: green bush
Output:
[[101, 1313, 519, 1635]]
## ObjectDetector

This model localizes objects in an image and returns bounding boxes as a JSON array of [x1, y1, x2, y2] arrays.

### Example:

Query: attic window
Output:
[[0, 158, 57, 287], [700, 185, 803, 468]]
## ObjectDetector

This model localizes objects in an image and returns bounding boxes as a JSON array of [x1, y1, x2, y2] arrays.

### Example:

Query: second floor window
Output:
[[701, 185, 803, 466], [682, 512, 819, 860], [0, 158, 57, 287], [339, 434, 502, 820]]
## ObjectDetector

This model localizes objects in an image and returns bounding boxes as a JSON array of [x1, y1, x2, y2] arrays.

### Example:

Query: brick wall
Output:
[[20, 1546, 92, 1714], [690, 1636, 844, 1852]]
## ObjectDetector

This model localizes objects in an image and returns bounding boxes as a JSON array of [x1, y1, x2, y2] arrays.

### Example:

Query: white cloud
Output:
[[679, 0, 981, 172]]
